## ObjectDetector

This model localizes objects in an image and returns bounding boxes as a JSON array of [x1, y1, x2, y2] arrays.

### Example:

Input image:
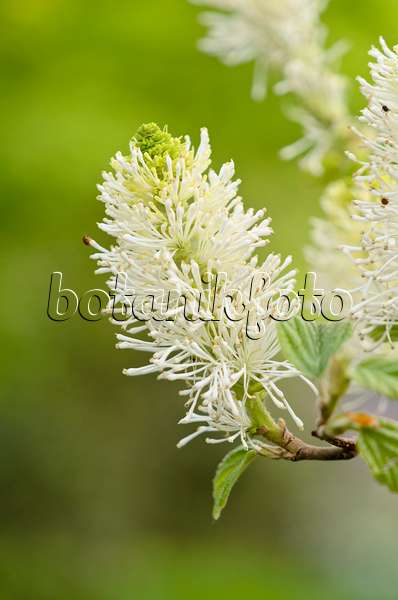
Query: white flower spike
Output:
[[347, 39, 398, 348], [89, 123, 311, 449], [192, 0, 350, 175]]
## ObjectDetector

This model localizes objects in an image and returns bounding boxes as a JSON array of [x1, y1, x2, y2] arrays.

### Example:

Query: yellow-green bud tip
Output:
[[134, 122, 183, 162]]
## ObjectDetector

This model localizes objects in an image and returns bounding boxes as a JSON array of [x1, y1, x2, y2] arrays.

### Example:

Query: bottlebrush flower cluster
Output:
[[193, 0, 349, 175], [89, 124, 310, 449], [346, 39, 398, 347]]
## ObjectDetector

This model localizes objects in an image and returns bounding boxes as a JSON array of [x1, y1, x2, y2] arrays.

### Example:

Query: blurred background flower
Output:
[[1, 0, 398, 598]]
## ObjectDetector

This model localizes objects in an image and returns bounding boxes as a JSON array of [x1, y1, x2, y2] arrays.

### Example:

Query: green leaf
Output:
[[277, 317, 352, 379], [212, 446, 257, 520], [358, 418, 398, 492], [370, 325, 398, 343], [352, 357, 398, 399]]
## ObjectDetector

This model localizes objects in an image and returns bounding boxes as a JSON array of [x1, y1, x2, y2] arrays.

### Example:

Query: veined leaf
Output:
[[277, 317, 352, 379], [357, 418, 398, 492], [212, 446, 256, 520], [352, 357, 398, 400]]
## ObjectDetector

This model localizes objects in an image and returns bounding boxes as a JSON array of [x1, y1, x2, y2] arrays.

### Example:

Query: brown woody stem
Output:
[[256, 420, 357, 462]]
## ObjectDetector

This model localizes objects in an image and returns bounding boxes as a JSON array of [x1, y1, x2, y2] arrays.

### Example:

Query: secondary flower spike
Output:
[[346, 39, 398, 348], [192, 0, 350, 175], [88, 123, 312, 449]]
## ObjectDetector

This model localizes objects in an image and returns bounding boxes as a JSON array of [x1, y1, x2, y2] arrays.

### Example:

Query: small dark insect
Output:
[[382, 105, 390, 112], [381, 198, 389, 205]]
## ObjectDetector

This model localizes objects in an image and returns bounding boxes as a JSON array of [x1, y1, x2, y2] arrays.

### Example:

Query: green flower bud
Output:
[[133, 123, 186, 175]]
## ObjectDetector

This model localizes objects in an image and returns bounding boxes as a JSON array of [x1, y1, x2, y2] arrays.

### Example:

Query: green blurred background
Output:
[[1, 0, 398, 598]]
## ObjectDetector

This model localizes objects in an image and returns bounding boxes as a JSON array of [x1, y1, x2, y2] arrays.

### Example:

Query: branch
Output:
[[257, 421, 357, 462], [312, 428, 357, 452]]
